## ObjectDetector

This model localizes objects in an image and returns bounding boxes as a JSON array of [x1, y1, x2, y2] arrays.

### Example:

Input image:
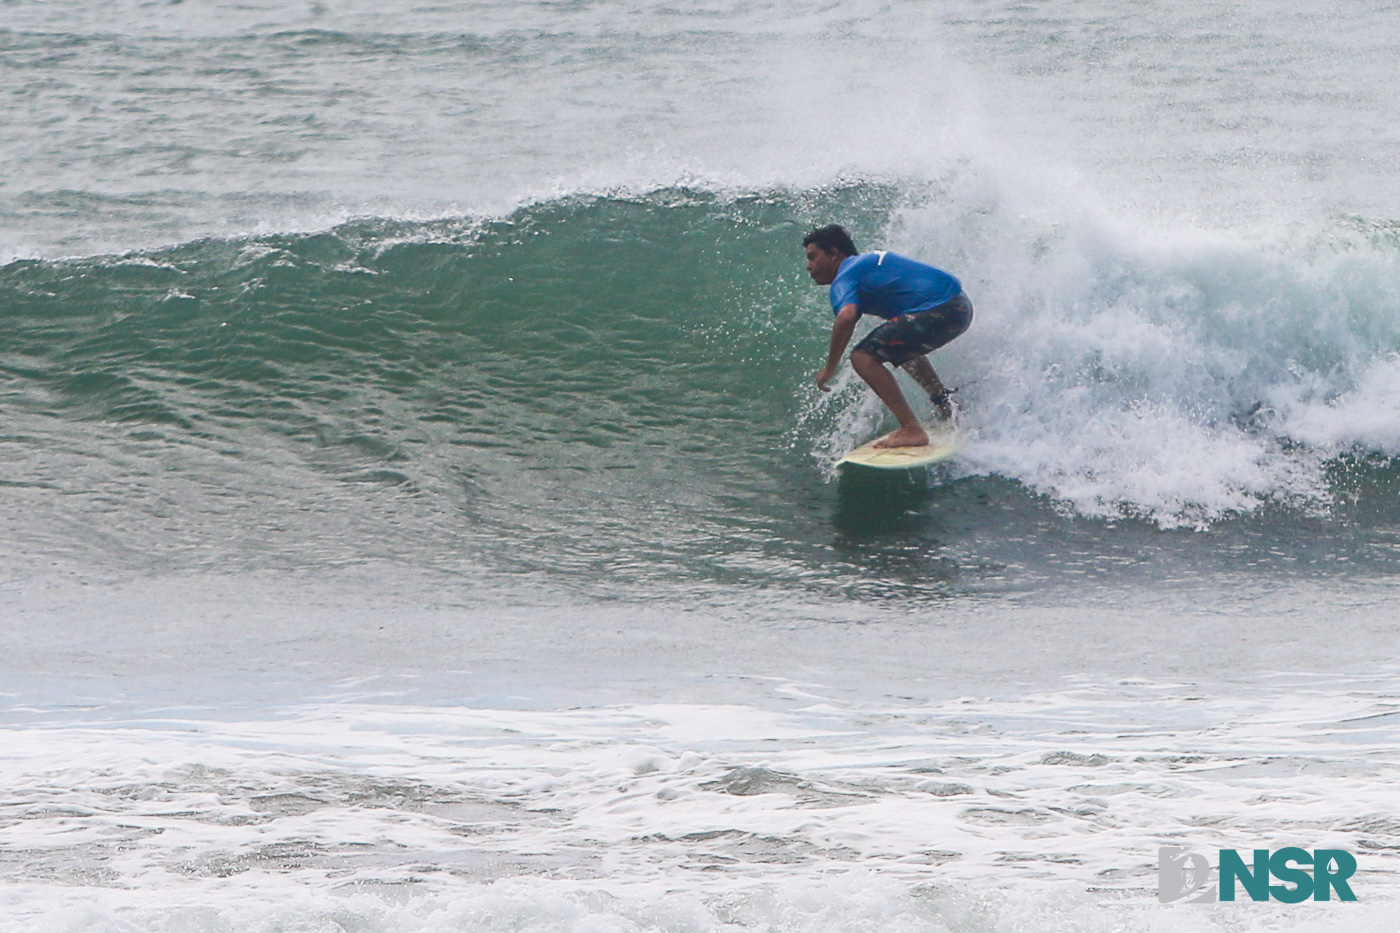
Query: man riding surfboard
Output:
[[805, 224, 972, 449]]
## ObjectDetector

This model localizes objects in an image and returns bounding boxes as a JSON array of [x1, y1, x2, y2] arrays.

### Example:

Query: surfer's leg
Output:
[[850, 350, 929, 448], [900, 356, 953, 421]]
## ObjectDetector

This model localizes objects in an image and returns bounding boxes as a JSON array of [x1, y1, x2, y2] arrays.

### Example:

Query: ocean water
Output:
[[4, 1, 1400, 929]]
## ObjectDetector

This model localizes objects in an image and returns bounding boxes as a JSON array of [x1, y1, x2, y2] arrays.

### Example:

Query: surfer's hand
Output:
[[816, 365, 836, 392]]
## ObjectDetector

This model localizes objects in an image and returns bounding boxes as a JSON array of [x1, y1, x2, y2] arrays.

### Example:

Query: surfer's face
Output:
[[805, 244, 844, 286]]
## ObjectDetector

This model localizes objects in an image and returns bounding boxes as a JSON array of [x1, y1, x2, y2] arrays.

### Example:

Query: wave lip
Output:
[[909, 202, 1400, 527]]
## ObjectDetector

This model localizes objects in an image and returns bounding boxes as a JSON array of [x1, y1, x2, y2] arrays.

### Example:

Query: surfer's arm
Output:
[[816, 303, 860, 392]]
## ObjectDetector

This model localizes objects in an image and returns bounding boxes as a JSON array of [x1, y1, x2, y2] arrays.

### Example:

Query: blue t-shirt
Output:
[[828, 251, 962, 320]]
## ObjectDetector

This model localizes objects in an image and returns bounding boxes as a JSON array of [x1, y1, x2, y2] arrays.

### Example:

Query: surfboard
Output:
[[835, 427, 961, 471]]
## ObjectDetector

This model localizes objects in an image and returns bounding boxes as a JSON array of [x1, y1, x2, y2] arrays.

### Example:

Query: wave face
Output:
[[5, 184, 1400, 603], [0, 189, 883, 600]]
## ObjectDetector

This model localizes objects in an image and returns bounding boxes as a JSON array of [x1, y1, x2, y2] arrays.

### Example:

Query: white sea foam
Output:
[[804, 188, 1400, 525], [3, 674, 1398, 931]]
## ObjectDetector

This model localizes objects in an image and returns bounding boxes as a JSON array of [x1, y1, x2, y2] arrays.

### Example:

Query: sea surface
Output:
[[3, 2, 1400, 930]]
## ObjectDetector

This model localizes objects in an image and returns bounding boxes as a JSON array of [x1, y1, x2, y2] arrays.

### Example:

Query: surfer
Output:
[[805, 224, 972, 448]]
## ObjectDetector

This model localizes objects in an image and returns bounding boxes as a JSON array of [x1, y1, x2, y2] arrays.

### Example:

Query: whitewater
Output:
[[3, 1, 1400, 930]]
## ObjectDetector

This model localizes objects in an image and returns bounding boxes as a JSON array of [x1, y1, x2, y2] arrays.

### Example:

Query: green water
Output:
[[3, 187, 1400, 614]]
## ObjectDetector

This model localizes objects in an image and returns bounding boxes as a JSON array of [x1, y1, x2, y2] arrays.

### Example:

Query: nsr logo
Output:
[[1158, 847, 1358, 903]]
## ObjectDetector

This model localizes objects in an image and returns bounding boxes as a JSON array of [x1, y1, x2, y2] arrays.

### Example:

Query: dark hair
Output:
[[802, 224, 858, 257]]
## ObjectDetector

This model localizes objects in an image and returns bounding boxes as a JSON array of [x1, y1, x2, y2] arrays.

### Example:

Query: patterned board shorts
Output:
[[851, 292, 973, 366]]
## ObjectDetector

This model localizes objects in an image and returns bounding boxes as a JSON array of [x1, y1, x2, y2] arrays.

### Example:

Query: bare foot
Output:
[[873, 425, 929, 448]]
